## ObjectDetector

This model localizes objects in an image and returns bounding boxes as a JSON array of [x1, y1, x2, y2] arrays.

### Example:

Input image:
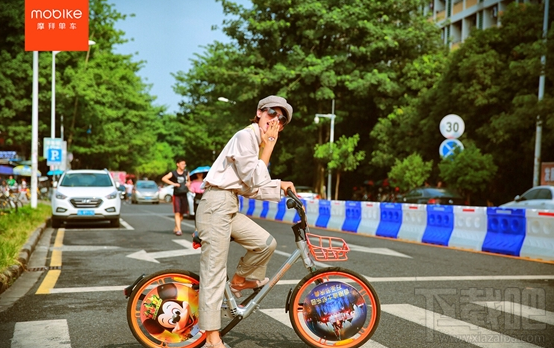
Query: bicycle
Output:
[[0, 188, 22, 213], [124, 190, 380, 348]]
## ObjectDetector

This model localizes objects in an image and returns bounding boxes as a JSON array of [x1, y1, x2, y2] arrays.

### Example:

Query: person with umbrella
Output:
[[189, 166, 210, 215]]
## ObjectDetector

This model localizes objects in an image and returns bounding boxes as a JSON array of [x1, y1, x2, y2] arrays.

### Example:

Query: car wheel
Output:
[[51, 217, 63, 228], [164, 195, 172, 203], [110, 218, 120, 228]]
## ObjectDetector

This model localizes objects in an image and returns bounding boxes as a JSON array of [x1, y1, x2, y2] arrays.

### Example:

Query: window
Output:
[[536, 189, 553, 200], [520, 188, 540, 201], [137, 181, 158, 189], [60, 173, 113, 187]]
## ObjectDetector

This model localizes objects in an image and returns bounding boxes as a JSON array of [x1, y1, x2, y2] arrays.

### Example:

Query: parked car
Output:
[[399, 187, 466, 205], [116, 183, 126, 199], [51, 169, 121, 228], [158, 184, 195, 215], [132, 180, 160, 204], [500, 186, 554, 210], [158, 184, 174, 203], [295, 186, 321, 200]]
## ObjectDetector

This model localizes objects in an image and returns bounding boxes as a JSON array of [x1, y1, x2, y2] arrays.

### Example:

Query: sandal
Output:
[[229, 277, 269, 298], [174, 230, 182, 236], [202, 340, 230, 348]]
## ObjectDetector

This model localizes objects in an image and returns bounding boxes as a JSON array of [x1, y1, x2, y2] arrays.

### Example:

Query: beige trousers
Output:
[[195, 187, 277, 330]]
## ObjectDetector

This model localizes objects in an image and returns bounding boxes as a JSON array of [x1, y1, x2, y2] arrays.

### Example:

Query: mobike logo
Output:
[[25, 0, 89, 51]]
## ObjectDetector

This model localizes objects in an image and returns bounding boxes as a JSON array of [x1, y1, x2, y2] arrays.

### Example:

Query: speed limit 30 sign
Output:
[[440, 114, 465, 139]]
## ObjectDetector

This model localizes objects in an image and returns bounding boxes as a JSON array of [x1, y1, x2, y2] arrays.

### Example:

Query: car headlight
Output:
[[55, 192, 67, 199], [106, 191, 118, 199]]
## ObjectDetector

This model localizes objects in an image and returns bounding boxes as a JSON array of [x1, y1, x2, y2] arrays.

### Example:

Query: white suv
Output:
[[51, 169, 121, 228]]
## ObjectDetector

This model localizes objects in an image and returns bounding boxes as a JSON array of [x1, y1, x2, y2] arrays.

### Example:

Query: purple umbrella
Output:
[[0, 165, 14, 175]]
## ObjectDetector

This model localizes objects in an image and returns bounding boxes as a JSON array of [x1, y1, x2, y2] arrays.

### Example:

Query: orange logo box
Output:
[[25, 0, 89, 51]]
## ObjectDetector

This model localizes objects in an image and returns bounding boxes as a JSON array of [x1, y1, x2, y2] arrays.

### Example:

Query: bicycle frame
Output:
[[219, 223, 317, 336]]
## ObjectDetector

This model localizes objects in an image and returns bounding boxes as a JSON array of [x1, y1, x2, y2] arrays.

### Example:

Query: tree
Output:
[[370, 2, 554, 204], [314, 134, 365, 199], [0, 0, 178, 178], [438, 144, 498, 205], [387, 153, 432, 192], [172, 0, 444, 197]]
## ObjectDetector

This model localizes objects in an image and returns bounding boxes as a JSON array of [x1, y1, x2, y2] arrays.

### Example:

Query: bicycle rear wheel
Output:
[[288, 267, 380, 348], [126, 269, 205, 348]]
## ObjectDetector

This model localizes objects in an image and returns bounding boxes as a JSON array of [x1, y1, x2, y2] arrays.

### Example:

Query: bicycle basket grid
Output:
[[306, 233, 350, 261]]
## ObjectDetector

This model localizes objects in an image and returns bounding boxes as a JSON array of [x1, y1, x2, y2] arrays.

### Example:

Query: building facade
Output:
[[427, 0, 541, 49]]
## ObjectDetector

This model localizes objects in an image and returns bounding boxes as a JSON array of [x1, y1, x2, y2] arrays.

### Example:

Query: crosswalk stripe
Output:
[[12, 319, 71, 348], [472, 301, 554, 326], [381, 304, 542, 347], [260, 308, 387, 347]]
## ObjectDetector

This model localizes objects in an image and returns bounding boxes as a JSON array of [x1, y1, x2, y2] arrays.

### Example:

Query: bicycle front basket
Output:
[[305, 233, 350, 261]]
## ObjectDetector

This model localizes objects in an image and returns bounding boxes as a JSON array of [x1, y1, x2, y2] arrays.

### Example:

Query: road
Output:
[[1, 202, 553, 348]]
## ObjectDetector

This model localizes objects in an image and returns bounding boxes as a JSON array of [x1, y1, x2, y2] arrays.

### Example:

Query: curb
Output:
[[0, 218, 50, 295]]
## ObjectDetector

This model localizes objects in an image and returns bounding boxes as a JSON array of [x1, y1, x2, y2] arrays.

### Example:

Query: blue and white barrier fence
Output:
[[238, 196, 554, 262]]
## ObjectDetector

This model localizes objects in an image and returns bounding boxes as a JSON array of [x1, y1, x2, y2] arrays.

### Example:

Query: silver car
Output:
[[132, 180, 160, 204], [500, 186, 554, 210]]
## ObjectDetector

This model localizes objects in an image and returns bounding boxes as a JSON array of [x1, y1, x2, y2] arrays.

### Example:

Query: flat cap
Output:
[[257, 95, 293, 124]]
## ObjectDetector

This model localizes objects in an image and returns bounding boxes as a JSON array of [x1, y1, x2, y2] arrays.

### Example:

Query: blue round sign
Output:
[[439, 139, 464, 158]]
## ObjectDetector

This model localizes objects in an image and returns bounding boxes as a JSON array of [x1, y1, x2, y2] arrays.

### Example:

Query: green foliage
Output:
[[370, 2, 554, 204], [438, 144, 498, 204], [0, 204, 51, 284], [0, 0, 180, 179], [173, 0, 443, 194], [314, 134, 365, 199], [388, 153, 433, 192]]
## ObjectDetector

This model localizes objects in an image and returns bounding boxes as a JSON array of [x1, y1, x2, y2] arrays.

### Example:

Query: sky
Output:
[[110, 0, 251, 114]]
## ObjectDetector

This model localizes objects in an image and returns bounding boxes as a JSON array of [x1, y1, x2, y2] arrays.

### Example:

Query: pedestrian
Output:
[[125, 179, 134, 203], [7, 175, 16, 188], [189, 171, 205, 215], [195, 95, 297, 348], [161, 158, 190, 236]]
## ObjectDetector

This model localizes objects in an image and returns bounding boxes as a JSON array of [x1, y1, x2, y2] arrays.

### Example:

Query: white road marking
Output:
[[50, 286, 126, 294], [473, 301, 554, 326], [348, 244, 411, 258], [45, 275, 554, 294], [126, 239, 200, 263], [120, 218, 134, 230], [12, 319, 71, 348], [134, 208, 196, 228], [51, 245, 120, 252], [365, 275, 554, 282], [381, 304, 542, 347]]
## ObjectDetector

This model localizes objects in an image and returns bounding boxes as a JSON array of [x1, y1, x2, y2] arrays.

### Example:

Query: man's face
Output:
[[177, 161, 186, 171]]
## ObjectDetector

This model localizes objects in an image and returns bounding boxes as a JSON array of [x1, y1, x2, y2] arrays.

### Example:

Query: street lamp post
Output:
[[51, 51, 60, 139], [314, 100, 336, 200]]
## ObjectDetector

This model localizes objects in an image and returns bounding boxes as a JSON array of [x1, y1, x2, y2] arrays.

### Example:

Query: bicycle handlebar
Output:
[[286, 188, 308, 229]]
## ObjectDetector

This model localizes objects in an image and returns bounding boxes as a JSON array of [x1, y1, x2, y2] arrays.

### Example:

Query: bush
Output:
[[0, 204, 51, 285]]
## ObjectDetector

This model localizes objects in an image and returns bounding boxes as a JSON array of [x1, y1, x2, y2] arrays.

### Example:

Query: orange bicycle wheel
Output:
[[288, 267, 380, 348], [126, 269, 206, 348]]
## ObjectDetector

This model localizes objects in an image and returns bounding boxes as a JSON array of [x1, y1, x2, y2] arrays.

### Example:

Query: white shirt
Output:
[[204, 124, 282, 202]]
